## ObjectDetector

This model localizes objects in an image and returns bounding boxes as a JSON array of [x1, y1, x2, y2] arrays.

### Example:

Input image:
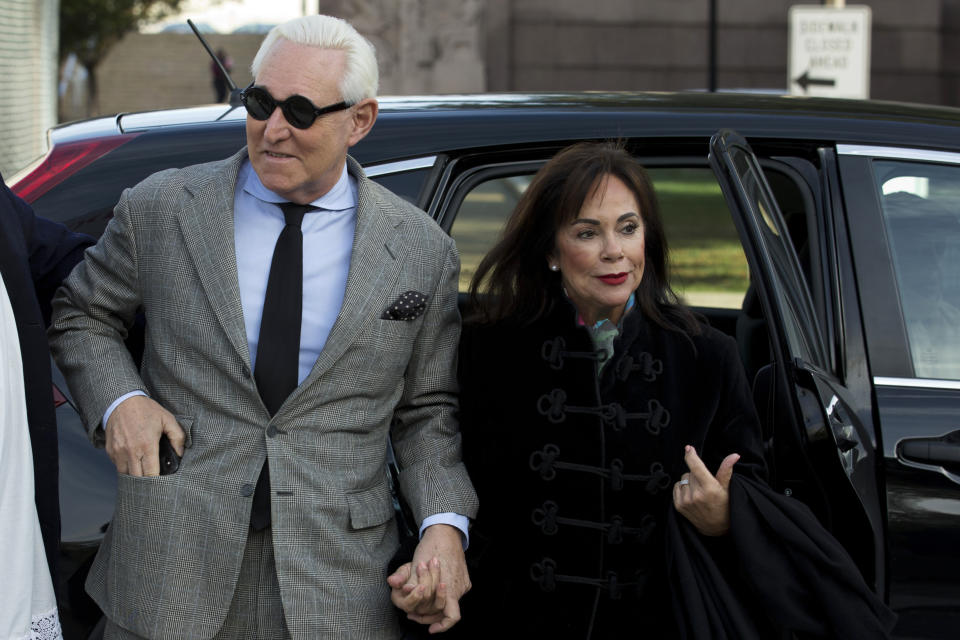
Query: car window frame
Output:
[[709, 130, 830, 371], [432, 158, 545, 233], [364, 155, 440, 208]]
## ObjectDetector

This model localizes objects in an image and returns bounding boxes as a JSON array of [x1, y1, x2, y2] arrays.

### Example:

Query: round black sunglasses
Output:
[[240, 83, 352, 129]]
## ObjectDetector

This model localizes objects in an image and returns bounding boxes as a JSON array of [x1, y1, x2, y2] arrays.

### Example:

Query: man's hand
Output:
[[387, 524, 470, 633], [673, 445, 740, 536], [105, 395, 185, 477]]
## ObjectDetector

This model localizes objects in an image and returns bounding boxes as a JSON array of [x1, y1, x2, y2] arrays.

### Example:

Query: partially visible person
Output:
[[1, 175, 91, 639], [211, 47, 234, 103], [453, 142, 896, 638], [1, 276, 62, 639]]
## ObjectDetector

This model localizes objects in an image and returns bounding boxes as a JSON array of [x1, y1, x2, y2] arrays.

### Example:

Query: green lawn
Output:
[[653, 169, 750, 300]]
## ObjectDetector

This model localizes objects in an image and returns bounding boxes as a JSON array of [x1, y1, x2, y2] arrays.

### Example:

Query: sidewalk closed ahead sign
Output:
[[789, 5, 872, 99]]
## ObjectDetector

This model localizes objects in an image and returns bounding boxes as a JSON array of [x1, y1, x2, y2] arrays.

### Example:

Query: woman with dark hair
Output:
[[454, 142, 894, 638]]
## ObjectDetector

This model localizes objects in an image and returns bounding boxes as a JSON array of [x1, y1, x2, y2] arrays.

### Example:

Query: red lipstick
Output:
[[598, 273, 628, 285]]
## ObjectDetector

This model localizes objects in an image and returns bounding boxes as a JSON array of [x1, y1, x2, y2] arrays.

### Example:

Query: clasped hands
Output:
[[673, 444, 740, 536], [387, 523, 470, 633]]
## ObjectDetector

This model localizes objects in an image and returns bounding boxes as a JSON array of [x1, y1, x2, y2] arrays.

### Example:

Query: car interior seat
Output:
[[735, 284, 770, 386]]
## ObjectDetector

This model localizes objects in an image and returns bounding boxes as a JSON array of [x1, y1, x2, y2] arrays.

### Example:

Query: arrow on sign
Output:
[[794, 70, 836, 92]]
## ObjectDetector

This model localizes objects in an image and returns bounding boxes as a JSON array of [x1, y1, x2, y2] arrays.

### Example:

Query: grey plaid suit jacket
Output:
[[49, 149, 479, 639]]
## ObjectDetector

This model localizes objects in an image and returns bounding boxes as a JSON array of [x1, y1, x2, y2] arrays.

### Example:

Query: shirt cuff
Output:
[[420, 513, 470, 549], [103, 390, 148, 428]]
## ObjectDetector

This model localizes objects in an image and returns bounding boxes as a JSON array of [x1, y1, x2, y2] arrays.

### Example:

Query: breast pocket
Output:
[[363, 317, 422, 368]]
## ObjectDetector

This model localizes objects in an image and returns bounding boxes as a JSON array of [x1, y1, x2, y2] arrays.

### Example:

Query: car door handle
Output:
[[898, 432, 960, 467]]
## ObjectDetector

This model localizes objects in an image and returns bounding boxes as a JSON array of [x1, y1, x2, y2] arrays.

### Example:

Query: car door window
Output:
[[874, 160, 960, 380], [449, 167, 749, 309]]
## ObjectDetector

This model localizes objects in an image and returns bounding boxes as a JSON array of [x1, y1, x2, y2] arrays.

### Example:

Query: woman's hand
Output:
[[673, 445, 740, 536]]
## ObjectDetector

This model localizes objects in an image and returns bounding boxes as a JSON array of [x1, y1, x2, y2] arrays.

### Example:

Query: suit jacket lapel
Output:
[[296, 156, 410, 391], [177, 149, 251, 369]]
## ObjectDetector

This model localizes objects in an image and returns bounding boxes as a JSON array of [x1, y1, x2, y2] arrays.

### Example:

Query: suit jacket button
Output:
[[240, 483, 254, 497], [267, 425, 277, 437]]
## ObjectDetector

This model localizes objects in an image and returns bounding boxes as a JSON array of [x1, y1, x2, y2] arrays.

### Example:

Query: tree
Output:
[[59, 0, 187, 117]]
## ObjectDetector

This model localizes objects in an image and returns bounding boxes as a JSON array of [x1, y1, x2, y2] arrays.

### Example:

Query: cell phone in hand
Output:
[[159, 433, 181, 475]]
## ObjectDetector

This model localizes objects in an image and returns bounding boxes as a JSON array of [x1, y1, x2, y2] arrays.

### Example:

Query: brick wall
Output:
[[870, 0, 945, 104], [93, 33, 263, 116], [0, 0, 58, 178], [485, 0, 957, 107], [487, 0, 723, 92]]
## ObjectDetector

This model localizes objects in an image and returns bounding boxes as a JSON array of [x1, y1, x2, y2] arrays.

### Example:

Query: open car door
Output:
[[708, 129, 886, 592]]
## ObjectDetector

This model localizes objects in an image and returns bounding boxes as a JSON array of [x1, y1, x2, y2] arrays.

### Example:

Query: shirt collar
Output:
[[241, 161, 355, 211], [575, 294, 636, 331]]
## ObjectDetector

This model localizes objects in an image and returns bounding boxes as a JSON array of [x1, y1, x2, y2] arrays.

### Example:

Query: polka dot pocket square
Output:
[[381, 290, 429, 321]]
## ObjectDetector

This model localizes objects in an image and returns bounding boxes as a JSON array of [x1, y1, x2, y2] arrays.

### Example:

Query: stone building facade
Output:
[[0, 0, 59, 179]]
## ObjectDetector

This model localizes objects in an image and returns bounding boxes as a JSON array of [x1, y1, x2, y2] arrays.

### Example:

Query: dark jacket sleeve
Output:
[[1, 175, 94, 582], [2, 179, 94, 325]]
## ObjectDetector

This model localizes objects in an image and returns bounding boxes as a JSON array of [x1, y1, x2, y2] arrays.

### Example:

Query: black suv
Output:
[[12, 92, 960, 639]]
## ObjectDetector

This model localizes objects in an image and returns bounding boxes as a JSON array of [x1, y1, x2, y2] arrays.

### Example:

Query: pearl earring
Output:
[[550, 264, 559, 271]]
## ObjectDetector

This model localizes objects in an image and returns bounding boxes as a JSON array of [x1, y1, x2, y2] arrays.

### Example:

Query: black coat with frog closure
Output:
[[454, 297, 769, 638], [453, 297, 895, 639]]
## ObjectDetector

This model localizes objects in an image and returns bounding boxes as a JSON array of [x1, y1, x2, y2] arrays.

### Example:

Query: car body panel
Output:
[[836, 144, 960, 634]]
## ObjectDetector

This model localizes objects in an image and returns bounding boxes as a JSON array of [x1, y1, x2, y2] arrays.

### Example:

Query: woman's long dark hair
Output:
[[468, 141, 701, 336]]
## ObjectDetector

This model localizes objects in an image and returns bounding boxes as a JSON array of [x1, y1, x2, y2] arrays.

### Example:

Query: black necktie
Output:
[[250, 202, 313, 530]]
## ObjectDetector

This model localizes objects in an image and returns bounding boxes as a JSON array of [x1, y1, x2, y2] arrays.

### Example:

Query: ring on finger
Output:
[[677, 478, 690, 486]]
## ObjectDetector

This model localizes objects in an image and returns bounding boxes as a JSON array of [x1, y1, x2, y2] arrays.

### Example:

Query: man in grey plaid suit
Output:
[[49, 14, 478, 639]]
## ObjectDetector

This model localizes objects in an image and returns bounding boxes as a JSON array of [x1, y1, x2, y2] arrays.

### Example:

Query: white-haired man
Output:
[[50, 14, 478, 639]]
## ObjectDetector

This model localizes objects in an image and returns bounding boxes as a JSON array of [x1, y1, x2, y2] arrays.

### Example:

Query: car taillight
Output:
[[11, 135, 140, 203], [53, 384, 68, 408]]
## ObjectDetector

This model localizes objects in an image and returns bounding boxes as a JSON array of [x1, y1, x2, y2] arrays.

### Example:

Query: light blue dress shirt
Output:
[[105, 160, 467, 543], [233, 160, 355, 379]]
